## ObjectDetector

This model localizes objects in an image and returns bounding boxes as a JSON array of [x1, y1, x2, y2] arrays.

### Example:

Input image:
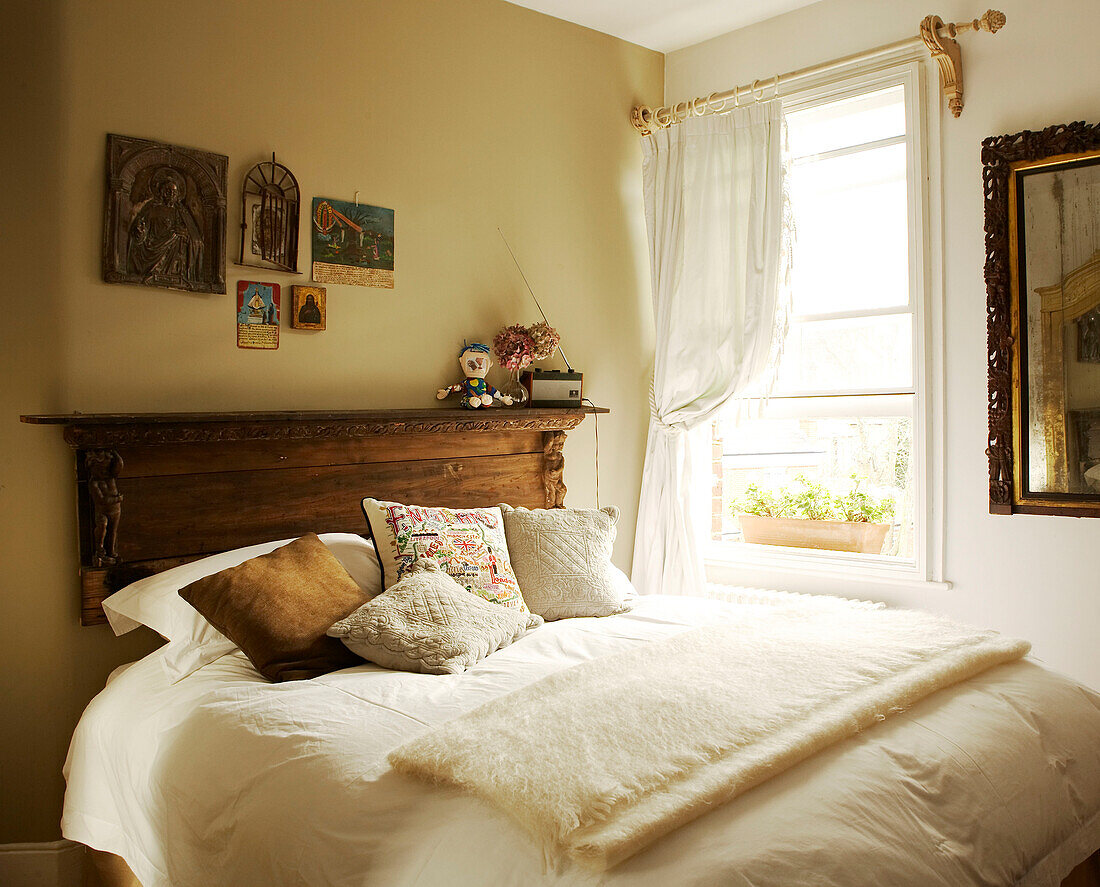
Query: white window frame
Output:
[[704, 48, 948, 594]]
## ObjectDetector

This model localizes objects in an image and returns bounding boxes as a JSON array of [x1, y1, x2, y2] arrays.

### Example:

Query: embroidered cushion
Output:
[[498, 504, 632, 621], [362, 498, 528, 611], [327, 562, 542, 674]]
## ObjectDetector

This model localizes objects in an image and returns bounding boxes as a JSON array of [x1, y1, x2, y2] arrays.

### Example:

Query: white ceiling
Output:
[[502, 0, 826, 53]]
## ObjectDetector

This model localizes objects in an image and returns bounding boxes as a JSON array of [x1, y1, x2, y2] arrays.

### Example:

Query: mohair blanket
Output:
[[388, 604, 1030, 870]]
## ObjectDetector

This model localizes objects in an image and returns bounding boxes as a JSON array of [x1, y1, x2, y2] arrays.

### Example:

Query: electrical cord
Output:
[[582, 398, 600, 508]]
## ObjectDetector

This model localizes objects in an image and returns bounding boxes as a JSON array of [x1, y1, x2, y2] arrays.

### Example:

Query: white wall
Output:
[[667, 0, 1100, 688]]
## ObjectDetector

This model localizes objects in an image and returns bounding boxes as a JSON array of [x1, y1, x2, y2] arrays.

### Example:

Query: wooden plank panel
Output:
[[114, 453, 546, 561], [80, 569, 111, 626], [81, 553, 245, 626], [99, 431, 545, 479]]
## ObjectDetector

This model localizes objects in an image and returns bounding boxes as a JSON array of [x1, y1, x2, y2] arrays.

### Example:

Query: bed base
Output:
[[1067, 850, 1100, 887], [87, 849, 141, 887], [84, 847, 1100, 886]]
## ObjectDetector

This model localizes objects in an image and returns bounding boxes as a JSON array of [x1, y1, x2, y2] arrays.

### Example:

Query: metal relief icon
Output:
[[103, 134, 228, 293], [238, 153, 300, 273]]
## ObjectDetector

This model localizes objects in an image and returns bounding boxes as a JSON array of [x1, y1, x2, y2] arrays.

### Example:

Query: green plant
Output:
[[735, 483, 793, 518], [734, 474, 895, 524], [835, 475, 896, 524], [788, 476, 836, 520]]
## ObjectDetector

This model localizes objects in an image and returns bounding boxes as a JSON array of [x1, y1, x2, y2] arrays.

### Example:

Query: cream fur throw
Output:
[[388, 605, 1029, 870]]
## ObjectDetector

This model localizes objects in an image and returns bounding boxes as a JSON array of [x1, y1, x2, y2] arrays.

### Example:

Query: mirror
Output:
[[983, 122, 1100, 516]]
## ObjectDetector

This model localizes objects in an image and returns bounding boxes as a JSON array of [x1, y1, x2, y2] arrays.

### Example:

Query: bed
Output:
[[23, 409, 1100, 887]]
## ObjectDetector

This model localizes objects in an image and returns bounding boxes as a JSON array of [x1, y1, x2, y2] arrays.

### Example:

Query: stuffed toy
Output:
[[436, 342, 514, 409]]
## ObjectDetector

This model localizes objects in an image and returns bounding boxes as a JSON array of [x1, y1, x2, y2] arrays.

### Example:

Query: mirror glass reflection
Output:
[[1020, 154, 1100, 495]]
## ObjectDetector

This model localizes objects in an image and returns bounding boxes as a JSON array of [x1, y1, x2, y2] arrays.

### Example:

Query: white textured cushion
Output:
[[102, 533, 382, 680], [499, 504, 632, 620], [328, 562, 542, 674]]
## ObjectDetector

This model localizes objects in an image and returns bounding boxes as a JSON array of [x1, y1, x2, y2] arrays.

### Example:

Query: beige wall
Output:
[[667, 0, 1100, 688], [0, 0, 660, 841]]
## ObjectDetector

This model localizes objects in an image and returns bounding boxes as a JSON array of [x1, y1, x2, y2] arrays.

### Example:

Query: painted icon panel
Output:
[[291, 285, 326, 330], [311, 197, 394, 288], [236, 281, 280, 350]]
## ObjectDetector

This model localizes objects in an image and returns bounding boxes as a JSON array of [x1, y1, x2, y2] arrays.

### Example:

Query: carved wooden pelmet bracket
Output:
[[920, 9, 1005, 118]]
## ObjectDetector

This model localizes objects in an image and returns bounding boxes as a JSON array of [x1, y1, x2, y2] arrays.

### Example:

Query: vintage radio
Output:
[[522, 369, 583, 407]]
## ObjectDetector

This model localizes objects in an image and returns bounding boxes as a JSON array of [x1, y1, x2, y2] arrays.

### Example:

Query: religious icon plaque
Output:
[[102, 134, 228, 294], [290, 285, 326, 330], [236, 281, 280, 350], [311, 197, 394, 288]]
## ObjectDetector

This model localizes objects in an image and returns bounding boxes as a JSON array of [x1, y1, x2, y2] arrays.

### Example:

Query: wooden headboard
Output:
[[20, 407, 604, 625]]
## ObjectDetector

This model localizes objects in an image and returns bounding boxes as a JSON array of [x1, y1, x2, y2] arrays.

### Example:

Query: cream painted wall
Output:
[[667, 0, 1100, 688], [0, 0, 660, 841]]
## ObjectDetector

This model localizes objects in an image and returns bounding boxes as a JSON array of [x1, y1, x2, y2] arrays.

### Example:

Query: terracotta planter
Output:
[[737, 514, 890, 554]]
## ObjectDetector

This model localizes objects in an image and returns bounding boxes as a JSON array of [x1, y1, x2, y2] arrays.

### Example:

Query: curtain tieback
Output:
[[646, 382, 682, 437], [650, 411, 686, 435], [649, 376, 686, 434]]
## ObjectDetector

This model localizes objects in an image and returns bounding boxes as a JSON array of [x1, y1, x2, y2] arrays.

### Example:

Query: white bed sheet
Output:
[[63, 595, 1100, 887]]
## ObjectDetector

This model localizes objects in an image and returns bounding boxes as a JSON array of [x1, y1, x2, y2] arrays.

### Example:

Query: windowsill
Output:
[[705, 542, 952, 596]]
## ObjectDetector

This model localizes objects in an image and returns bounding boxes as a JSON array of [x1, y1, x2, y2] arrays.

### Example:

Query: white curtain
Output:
[[632, 100, 789, 597]]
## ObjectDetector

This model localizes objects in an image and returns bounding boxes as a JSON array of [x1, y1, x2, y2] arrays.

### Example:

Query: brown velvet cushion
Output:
[[179, 533, 369, 682]]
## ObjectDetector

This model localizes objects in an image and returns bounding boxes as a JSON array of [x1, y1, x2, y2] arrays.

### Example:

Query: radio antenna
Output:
[[497, 228, 573, 372]]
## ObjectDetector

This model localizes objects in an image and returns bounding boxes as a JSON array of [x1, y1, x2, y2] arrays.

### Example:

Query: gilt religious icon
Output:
[[236, 281, 280, 350], [103, 134, 228, 293], [290, 285, 326, 330]]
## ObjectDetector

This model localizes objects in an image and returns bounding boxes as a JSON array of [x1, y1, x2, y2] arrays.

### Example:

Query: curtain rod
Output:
[[630, 9, 1006, 135]]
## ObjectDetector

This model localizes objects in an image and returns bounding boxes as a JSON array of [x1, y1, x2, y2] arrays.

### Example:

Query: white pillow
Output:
[[102, 533, 382, 680], [608, 563, 638, 601]]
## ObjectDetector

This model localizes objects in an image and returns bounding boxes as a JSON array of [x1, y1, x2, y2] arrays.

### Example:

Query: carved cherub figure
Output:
[[437, 342, 513, 409], [85, 449, 124, 566]]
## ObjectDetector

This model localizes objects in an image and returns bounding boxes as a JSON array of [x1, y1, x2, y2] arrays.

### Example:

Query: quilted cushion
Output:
[[499, 504, 633, 621], [362, 498, 527, 611], [327, 562, 542, 674]]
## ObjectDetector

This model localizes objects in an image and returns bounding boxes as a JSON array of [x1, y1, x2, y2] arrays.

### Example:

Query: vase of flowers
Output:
[[493, 325, 534, 407], [492, 322, 562, 408]]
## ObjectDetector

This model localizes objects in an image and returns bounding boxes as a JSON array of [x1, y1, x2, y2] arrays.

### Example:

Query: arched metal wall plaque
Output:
[[238, 154, 300, 273], [983, 120, 1100, 516], [102, 134, 228, 294]]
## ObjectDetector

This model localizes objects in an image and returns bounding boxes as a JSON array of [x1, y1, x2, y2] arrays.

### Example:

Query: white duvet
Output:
[[63, 595, 1100, 887]]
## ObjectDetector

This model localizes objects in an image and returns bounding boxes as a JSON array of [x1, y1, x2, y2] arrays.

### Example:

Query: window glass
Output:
[[713, 410, 915, 561], [775, 314, 913, 394], [790, 143, 910, 315], [708, 76, 921, 569], [786, 85, 906, 158]]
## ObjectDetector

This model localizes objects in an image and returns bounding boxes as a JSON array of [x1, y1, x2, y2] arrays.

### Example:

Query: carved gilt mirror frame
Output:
[[984, 121, 1100, 515]]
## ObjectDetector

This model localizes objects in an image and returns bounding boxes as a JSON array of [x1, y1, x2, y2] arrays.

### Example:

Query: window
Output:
[[701, 58, 941, 584]]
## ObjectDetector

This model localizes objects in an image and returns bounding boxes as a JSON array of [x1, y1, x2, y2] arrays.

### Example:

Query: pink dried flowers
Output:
[[493, 322, 561, 371]]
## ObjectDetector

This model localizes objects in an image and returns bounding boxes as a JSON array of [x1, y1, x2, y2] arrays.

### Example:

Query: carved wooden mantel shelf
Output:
[[21, 406, 606, 445], [21, 407, 607, 625]]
